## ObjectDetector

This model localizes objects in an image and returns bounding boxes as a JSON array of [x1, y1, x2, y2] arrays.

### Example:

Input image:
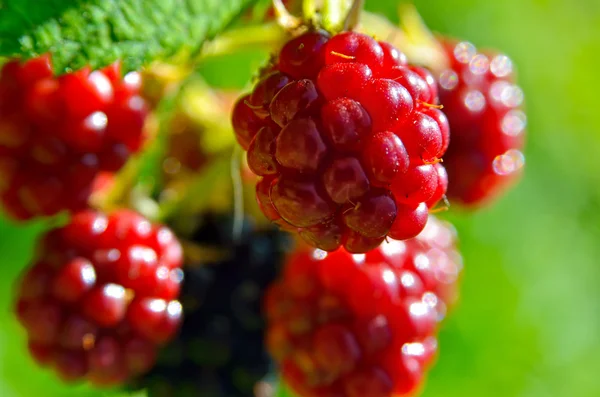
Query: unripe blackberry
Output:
[[129, 214, 292, 396], [232, 31, 449, 253], [265, 216, 462, 397], [437, 39, 526, 207], [14, 210, 183, 387], [0, 56, 149, 221]]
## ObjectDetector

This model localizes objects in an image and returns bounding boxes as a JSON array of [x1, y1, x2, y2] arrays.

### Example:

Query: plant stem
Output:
[[342, 0, 364, 31], [302, 0, 318, 22], [357, 9, 448, 71], [230, 146, 245, 243], [322, 0, 343, 32], [198, 22, 287, 61]]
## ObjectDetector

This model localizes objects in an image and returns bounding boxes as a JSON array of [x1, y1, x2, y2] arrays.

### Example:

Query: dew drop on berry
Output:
[[453, 41, 477, 63], [439, 69, 459, 90], [501, 109, 527, 137], [492, 149, 525, 175], [490, 54, 513, 77], [464, 89, 486, 112], [469, 54, 490, 75]]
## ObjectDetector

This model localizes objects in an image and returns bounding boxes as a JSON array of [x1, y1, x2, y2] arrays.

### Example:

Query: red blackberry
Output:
[[264, 216, 461, 397], [437, 40, 526, 207], [0, 56, 149, 221], [232, 30, 449, 253], [129, 214, 291, 396], [14, 209, 183, 386]]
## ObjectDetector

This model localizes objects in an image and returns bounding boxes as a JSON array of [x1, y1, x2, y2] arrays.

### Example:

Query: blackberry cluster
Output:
[[232, 30, 449, 253], [438, 40, 526, 206], [130, 214, 292, 397], [14, 210, 183, 386], [0, 56, 148, 220], [265, 216, 462, 397]]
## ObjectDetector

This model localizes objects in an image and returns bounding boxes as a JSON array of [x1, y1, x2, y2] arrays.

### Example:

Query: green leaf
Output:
[[0, 0, 257, 74]]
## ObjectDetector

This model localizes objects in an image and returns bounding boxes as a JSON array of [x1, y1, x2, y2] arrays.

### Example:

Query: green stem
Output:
[[197, 22, 286, 61], [322, 0, 343, 32], [342, 0, 364, 31], [302, 0, 318, 23], [357, 10, 448, 71]]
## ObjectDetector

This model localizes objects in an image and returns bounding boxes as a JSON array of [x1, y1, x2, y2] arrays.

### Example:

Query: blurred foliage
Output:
[[1, 0, 599, 396]]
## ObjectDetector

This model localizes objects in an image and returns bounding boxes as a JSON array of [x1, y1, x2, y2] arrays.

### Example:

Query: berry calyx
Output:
[[232, 31, 449, 252], [14, 209, 183, 387]]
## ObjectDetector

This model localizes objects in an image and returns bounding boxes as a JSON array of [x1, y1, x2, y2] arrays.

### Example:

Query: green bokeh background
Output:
[[1, 0, 599, 396]]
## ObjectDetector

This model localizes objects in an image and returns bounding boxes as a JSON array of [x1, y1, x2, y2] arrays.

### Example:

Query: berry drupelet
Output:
[[264, 216, 462, 397], [0, 56, 149, 221], [232, 30, 449, 253], [129, 214, 292, 397], [14, 210, 183, 387], [437, 40, 526, 207]]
